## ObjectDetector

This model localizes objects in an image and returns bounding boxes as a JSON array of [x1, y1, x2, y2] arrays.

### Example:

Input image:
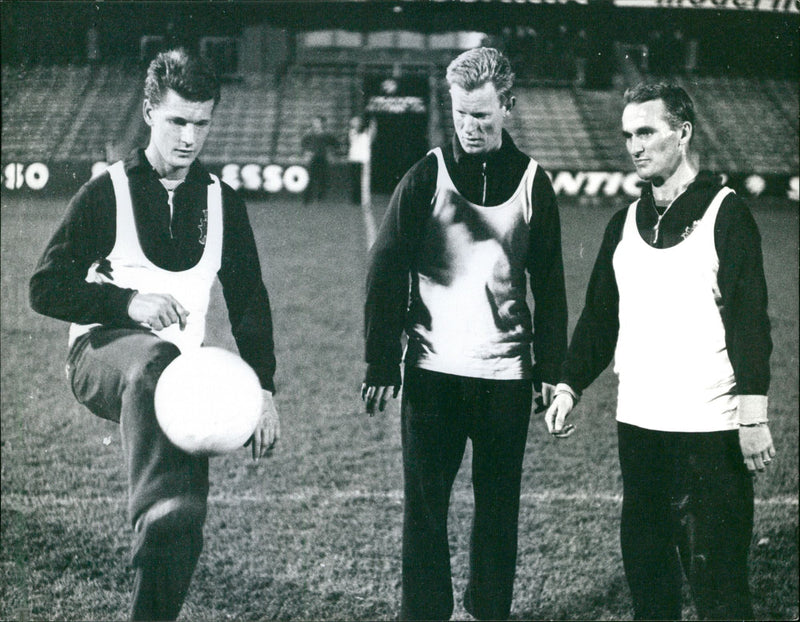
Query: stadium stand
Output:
[[2, 0, 797, 194], [435, 73, 456, 149], [682, 76, 800, 175], [763, 78, 799, 127], [2, 60, 797, 177], [272, 65, 355, 165], [202, 73, 279, 165], [571, 87, 631, 170], [52, 62, 142, 162], [511, 87, 603, 171], [1, 64, 94, 162]]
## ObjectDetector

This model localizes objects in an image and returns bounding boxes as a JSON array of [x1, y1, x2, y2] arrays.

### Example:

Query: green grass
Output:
[[1, 193, 797, 621]]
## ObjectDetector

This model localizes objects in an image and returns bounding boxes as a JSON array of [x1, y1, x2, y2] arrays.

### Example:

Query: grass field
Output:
[[1, 191, 797, 621]]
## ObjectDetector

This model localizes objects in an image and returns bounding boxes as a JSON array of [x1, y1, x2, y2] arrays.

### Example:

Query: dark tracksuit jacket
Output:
[[29, 148, 276, 392], [364, 129, 568, 389]]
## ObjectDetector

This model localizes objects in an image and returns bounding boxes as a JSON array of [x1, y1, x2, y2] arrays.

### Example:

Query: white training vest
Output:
[[612, 187, 737, 432], [68, 161, 224, 353], [406, 147, 538, 380]]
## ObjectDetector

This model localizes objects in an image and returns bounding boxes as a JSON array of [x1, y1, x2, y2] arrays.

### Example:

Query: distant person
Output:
[[347, 115, 376, 206], [554, 24, 573, 80], [574, 29, 590, 87], [301, 115, 337, 204], [29, 48, 280, 621], [362, 47, 568, 620], [86, 25, 101, 64], [545, 82, 774, 620]]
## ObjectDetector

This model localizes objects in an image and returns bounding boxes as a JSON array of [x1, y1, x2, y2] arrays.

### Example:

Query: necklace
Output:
[[651, 201, 671, 245], [649, 175, 696, 245]]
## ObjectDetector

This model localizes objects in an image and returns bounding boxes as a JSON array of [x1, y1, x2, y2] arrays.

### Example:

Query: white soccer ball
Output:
[[154, 347, 263, 455]]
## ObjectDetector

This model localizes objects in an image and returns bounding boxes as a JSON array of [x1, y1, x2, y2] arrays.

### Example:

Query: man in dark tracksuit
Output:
[[545, 82, 774, 619], [30, 49, 280, 620], [362, 47, 567, 620]]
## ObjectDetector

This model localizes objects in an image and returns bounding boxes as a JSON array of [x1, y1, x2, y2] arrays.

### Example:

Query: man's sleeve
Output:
[[364, 155, 436, 388], [29, 174, 137, 325], [526, 167, 568, 384], [716, 195, 772, 397], [560, 208, 627, 394], [218, 185, 277, 393]]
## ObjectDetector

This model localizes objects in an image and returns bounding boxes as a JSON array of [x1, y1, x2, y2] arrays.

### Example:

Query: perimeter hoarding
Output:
[[614, 0, 797, 10], [3, 161, 797, 201], [429, 0, 797, 10]]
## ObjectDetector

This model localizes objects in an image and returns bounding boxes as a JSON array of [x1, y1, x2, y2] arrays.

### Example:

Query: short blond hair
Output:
[[446, 47, 515, 105]]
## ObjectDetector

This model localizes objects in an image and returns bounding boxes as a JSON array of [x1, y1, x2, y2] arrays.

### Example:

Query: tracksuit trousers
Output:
[[349, 162, 364, 205], [400, 367, 533, 621], [617, 422, 755, 620], [67, 327, 209, 621], [304, 156, 330, 204]]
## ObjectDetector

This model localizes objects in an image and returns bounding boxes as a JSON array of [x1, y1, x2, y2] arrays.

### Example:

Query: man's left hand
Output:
[[246, 390, 281, 461], [361, 383, 399, 416], [739, 424, 775, 473]]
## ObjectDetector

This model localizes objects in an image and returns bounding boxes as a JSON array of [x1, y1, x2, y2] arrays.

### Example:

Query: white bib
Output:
[[406, 147, 539, 380], [69, 161, 223, 353], [612, 187, 737, 432]]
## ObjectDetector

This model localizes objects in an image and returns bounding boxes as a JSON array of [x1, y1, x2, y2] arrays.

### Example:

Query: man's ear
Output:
[[505, 95, 516, 115], [679, 121, 693, 146], [142, 99, 154, 127]]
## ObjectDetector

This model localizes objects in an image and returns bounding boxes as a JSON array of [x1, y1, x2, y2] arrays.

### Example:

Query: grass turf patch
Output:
[[1, 193, 797, 620]]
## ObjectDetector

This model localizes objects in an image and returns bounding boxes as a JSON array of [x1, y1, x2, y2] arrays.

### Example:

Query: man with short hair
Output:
[[545, 82, 774, 619], [362, 47, 567, 620], [30, 49, 280, 621]]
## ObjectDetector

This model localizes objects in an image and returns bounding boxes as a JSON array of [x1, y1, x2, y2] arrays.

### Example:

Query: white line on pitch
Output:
[[361, 200, 377, 250], [3, 490, 798, 508]]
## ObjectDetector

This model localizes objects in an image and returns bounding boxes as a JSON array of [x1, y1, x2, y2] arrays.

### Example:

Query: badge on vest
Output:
[[198, 209, 208, 246], [681, 219, 702, 240]]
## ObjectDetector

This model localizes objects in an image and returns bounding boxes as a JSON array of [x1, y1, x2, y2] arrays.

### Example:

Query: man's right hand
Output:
[[361, 383, 399, 416], [128, 293, 189, 331], [544, 392, 576, 438]]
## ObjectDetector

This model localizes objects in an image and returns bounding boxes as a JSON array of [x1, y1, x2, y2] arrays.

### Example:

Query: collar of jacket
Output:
[[123, 148, 213, 187], [450, 128, 521, 168], [639, 170, 723, 206]]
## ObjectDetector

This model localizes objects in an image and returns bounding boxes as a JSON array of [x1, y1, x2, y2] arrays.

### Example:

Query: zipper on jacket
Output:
[[481, 160, 487, 205], [167, 191, 175, 239]]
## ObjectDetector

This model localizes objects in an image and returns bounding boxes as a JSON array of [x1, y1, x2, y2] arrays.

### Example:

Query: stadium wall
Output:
[[3, 160, 798, 201]]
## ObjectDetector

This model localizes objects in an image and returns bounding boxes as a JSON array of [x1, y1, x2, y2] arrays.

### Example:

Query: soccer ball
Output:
[[154, 347, 263, 455]]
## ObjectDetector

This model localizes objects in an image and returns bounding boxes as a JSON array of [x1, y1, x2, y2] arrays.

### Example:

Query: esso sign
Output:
[[2, 162, 50, 190], [550, 171, 643, 197], [221, 164, 309, 194]]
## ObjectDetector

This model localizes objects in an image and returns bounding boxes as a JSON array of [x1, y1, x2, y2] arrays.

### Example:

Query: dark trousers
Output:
[[68, 327, 209, 620], [304, 156, 329, 204], [400, 367, 533, 621], [617, 422, 755, 620], [349, 162, 363, 205]]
